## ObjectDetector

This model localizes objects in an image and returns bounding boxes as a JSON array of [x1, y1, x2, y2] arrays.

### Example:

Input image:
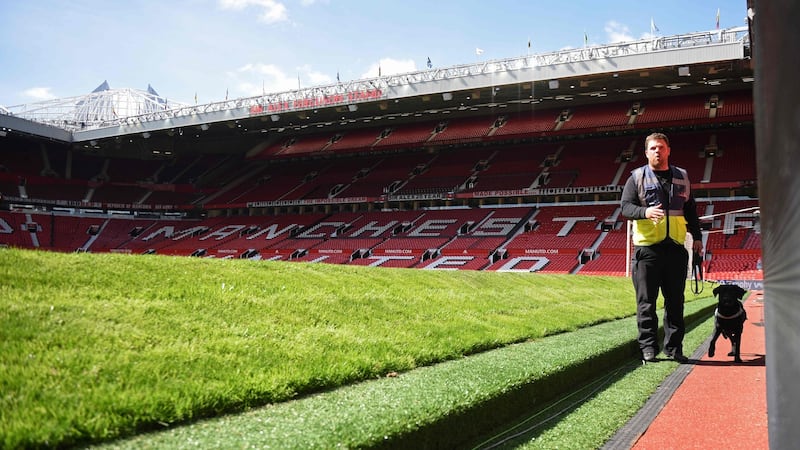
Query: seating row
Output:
[[0, 201, 761, 277]]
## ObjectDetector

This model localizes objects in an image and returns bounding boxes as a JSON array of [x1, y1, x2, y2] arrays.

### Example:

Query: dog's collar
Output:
[[715, 307, 744, 320]]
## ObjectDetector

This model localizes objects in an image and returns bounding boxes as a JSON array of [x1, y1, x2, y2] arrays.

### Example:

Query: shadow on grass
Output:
[[459, 308, 715, 450], [468, 359, 644, 450]]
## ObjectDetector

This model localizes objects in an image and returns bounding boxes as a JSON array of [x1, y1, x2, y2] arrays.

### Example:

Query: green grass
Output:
[[0, 248, 713, 448], [93, 293, 715, 450], [476, 311, 715, 449]]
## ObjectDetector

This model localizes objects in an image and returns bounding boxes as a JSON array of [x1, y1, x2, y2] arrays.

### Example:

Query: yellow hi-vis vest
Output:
[[631, 165, 691, 246]]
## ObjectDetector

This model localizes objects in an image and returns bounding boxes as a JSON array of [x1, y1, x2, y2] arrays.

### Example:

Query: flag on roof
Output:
[[650, 17, 659, 34], [716, 8, 720, 29], [427, 57, 432, 69], [475, 47, 484, 55]]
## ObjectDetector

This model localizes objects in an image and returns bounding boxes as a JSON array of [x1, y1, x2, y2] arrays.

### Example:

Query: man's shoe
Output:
[[642, 349, 656, 362]]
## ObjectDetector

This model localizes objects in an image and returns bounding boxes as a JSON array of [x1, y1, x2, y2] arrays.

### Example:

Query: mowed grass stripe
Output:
[[0, 248, 712, 448], [473, 306, 716, 449], [96, 296, 715, 449]]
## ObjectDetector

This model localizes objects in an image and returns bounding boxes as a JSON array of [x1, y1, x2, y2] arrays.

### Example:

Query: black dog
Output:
[[708, 284, 748, 362]]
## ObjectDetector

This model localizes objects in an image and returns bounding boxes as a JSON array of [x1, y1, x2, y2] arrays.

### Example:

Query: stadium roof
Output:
[[3, 81, 186, 131], [0, 26, 753, 158]]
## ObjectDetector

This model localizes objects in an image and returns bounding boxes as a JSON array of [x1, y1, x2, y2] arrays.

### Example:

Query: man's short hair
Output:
[[645, 132, 670, 149]]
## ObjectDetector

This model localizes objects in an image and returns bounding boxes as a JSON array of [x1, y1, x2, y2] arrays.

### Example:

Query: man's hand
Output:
[[645, 203, 664, 223]]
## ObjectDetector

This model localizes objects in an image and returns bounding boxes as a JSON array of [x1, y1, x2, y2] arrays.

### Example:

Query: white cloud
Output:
[[225, 57, 414, 98], [229, 62, 327, 96], [218, 0, 288, 24], [298, 64, 332, 85], [361, 58, 417, 79], [229, 63, 289, 95], [604, 21, 635, 43], [22, 87, 57, 101]]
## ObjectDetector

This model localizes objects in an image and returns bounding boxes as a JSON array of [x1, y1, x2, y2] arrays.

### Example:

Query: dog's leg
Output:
[[709, 326, 722, 358], [731, 334, 743, 363], [727, 332, 736, 357]]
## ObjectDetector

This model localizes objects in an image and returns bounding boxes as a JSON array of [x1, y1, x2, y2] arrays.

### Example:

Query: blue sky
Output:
[[0, 0, 746, 108]]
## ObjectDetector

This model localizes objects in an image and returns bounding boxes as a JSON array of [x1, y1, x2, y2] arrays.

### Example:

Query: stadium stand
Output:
[[0, 105, 760, 279], [373, 122, 437, 148], [0, 26, 759, 283]]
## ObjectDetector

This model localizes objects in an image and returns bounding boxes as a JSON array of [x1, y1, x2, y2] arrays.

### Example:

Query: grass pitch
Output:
[[0, 248, 712, 448]]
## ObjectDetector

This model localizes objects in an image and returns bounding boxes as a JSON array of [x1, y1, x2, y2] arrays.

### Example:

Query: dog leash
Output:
[[691, 251, 704, 295]]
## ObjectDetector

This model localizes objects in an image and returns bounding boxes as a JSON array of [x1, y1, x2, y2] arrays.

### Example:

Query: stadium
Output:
[[2, 1, 790, 448], [0, 27, 761, 283]]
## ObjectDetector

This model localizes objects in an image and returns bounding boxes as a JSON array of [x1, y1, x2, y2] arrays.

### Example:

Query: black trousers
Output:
[[631, 241, 689, 355]]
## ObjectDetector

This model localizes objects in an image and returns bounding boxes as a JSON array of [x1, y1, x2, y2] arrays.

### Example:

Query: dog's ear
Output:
[[713, 285, 721, 297], [736, 285, 747, 299]]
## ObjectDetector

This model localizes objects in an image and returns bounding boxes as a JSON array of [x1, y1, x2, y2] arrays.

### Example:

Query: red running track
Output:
[[632, 291, 768, 449]]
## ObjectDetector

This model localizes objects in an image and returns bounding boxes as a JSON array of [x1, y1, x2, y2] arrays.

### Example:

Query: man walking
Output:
[[621, 132, 704, 363]]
